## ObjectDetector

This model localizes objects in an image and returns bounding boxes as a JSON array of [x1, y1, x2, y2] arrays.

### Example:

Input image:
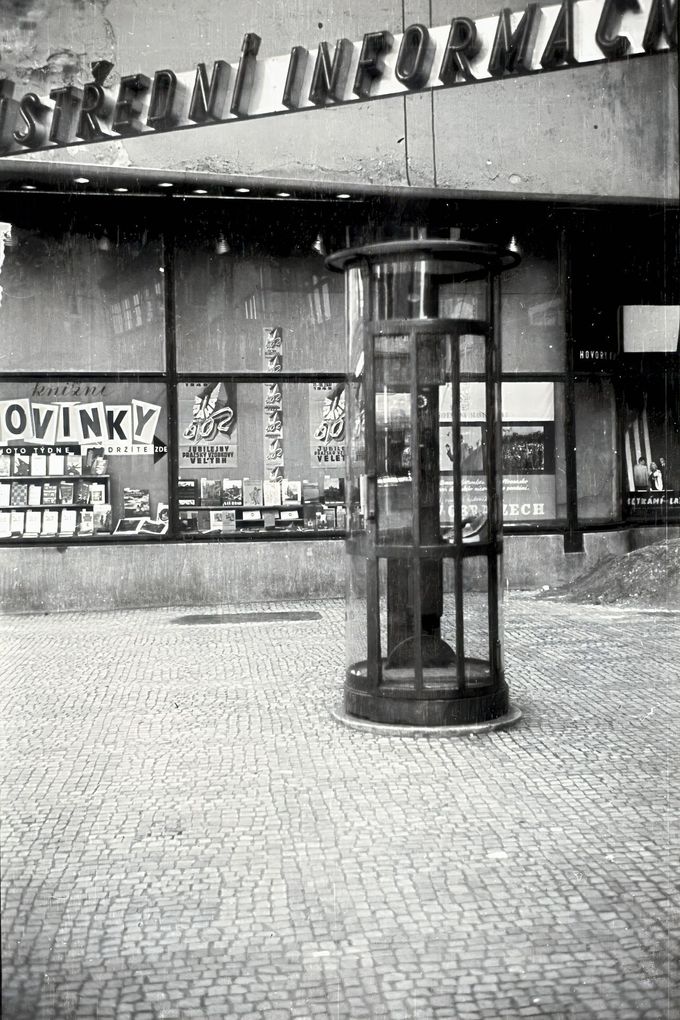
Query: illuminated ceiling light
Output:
[[193, 188, 208, 194], [215, 233, 230, 255], [336, 193, 351, 199], [275, 191, 291, 197], [21, 184, 36, 190], [234, 187, 250, 193], [113, 187, 128, 193], [158, 181, 173, 188], [74, 176, 90, 184]]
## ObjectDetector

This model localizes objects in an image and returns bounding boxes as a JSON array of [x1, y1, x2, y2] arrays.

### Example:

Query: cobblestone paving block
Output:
[[1, 595, 678, 1019]]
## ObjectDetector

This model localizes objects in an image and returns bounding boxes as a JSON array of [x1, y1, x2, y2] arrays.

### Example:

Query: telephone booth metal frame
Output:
[[327, 239, 520, 727]]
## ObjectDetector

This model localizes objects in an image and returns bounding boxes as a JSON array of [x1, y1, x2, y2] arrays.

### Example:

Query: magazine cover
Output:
[[282, 479, 301, 504], [65, 454, 83, 476], [221, 510, 237, 532], [199, 478, 222, 506], [40, 509, 59, 536], [27, 484, 42, 507], [59, 509, 77, 533], [30, 454, 47, 476], [0, 453, 11, 476], [58, 481, 74, 504], [77, 510, 94, 536], [0, 482, 11, 507], [123, 488, 150, 517], [10, 482, 28, 506], [24, 509, 42, 535], [221, 479, 242, 506], [47, 454, 65, 475], [242, 479, 263, 506], [9, 509, 25, 534], [0, 510, 11, 536], [41, 483, 58, 505], [92, 504, 112, 534], [113, 517, 143, 534], [14, 453, 30, 476], [263, 479, 281, 506]]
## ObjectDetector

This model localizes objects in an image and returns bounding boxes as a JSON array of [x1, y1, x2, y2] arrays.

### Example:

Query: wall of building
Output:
[[2, 529, 677, 613], [1, 0, 677, 200]]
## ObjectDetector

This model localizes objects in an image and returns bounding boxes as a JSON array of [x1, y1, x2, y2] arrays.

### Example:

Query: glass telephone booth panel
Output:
[[327, 241, 520, 726]]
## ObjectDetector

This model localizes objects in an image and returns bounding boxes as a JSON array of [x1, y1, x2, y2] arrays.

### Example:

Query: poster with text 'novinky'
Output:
[[178, 381, 237, 470]]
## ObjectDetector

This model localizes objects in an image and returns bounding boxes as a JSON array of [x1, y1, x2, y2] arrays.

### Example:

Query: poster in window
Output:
[[309, 382, 345, 467], [622, 372, 680, 519], [439, 381, 557, 523], [178, 381, 238, 470]]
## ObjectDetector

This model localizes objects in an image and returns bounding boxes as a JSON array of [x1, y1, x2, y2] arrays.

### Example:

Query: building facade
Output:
[[0, 0, 677, 611]]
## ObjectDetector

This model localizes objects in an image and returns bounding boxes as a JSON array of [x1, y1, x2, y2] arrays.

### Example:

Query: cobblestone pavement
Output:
[[1, 594, 678, 1020]]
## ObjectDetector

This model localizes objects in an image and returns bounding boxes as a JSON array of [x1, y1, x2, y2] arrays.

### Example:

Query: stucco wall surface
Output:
[[2, 530, 678, 613], [1, 0, 676, 199]]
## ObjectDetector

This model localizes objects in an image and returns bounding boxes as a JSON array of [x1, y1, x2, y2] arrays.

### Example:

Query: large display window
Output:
[[176, 379, 346, 535], [0, 220, 165, 373], [0, 380, 168, 539], [174, 226, 344, 374]]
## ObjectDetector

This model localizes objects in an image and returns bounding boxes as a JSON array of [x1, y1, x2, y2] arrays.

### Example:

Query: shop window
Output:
[[575, 376, 620, 522], [439, 379, 566, 524], [176, 379, 346, 535], [0, 380, 169, 539], [175, 244, 344, 374], [0, 223, 165, 373], [501, 244, 565, 374], [621, 367, 680, 522]]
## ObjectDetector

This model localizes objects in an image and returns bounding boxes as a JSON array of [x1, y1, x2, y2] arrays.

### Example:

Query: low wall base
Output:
[[1, 527, 678, 613]]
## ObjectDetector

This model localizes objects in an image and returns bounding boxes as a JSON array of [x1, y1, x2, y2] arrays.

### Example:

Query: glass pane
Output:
[[501, 243, 565, 374], [576, 377, 620, 521], [375, 335, 412, 541], [176, 380, 345, 535], [346, 552, 369, 673], [459, 334, 486, 374], [175, 235, 344, 373], [379, 556, 426, 679], [369, 257, 490, 321], [462, 558, 491, 666], [0, 221, 164, 372], [0, 379, 168, 539]]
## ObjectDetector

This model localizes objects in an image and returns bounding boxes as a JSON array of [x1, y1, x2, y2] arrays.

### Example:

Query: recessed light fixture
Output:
[[74, 177, 90, 184], [113, 187, 128, 193], [158, 181, 173, 188], [234, 187, 250, 193], [21, 184, 36, 191], [276, 191, 291, 197], [193, 188, 207, 195], [336, 193, 351, 199]]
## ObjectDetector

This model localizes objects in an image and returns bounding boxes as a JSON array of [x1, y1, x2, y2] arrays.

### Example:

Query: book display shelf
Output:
[[178, 475, 346, 536], [0, 451, 111, 538]]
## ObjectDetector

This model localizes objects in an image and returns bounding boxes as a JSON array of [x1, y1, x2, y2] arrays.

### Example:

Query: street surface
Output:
[[1, 594, 678, 1020]]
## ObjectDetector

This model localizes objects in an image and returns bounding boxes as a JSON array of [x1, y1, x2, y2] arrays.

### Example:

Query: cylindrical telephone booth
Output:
[[327, 240, 520, 726]]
